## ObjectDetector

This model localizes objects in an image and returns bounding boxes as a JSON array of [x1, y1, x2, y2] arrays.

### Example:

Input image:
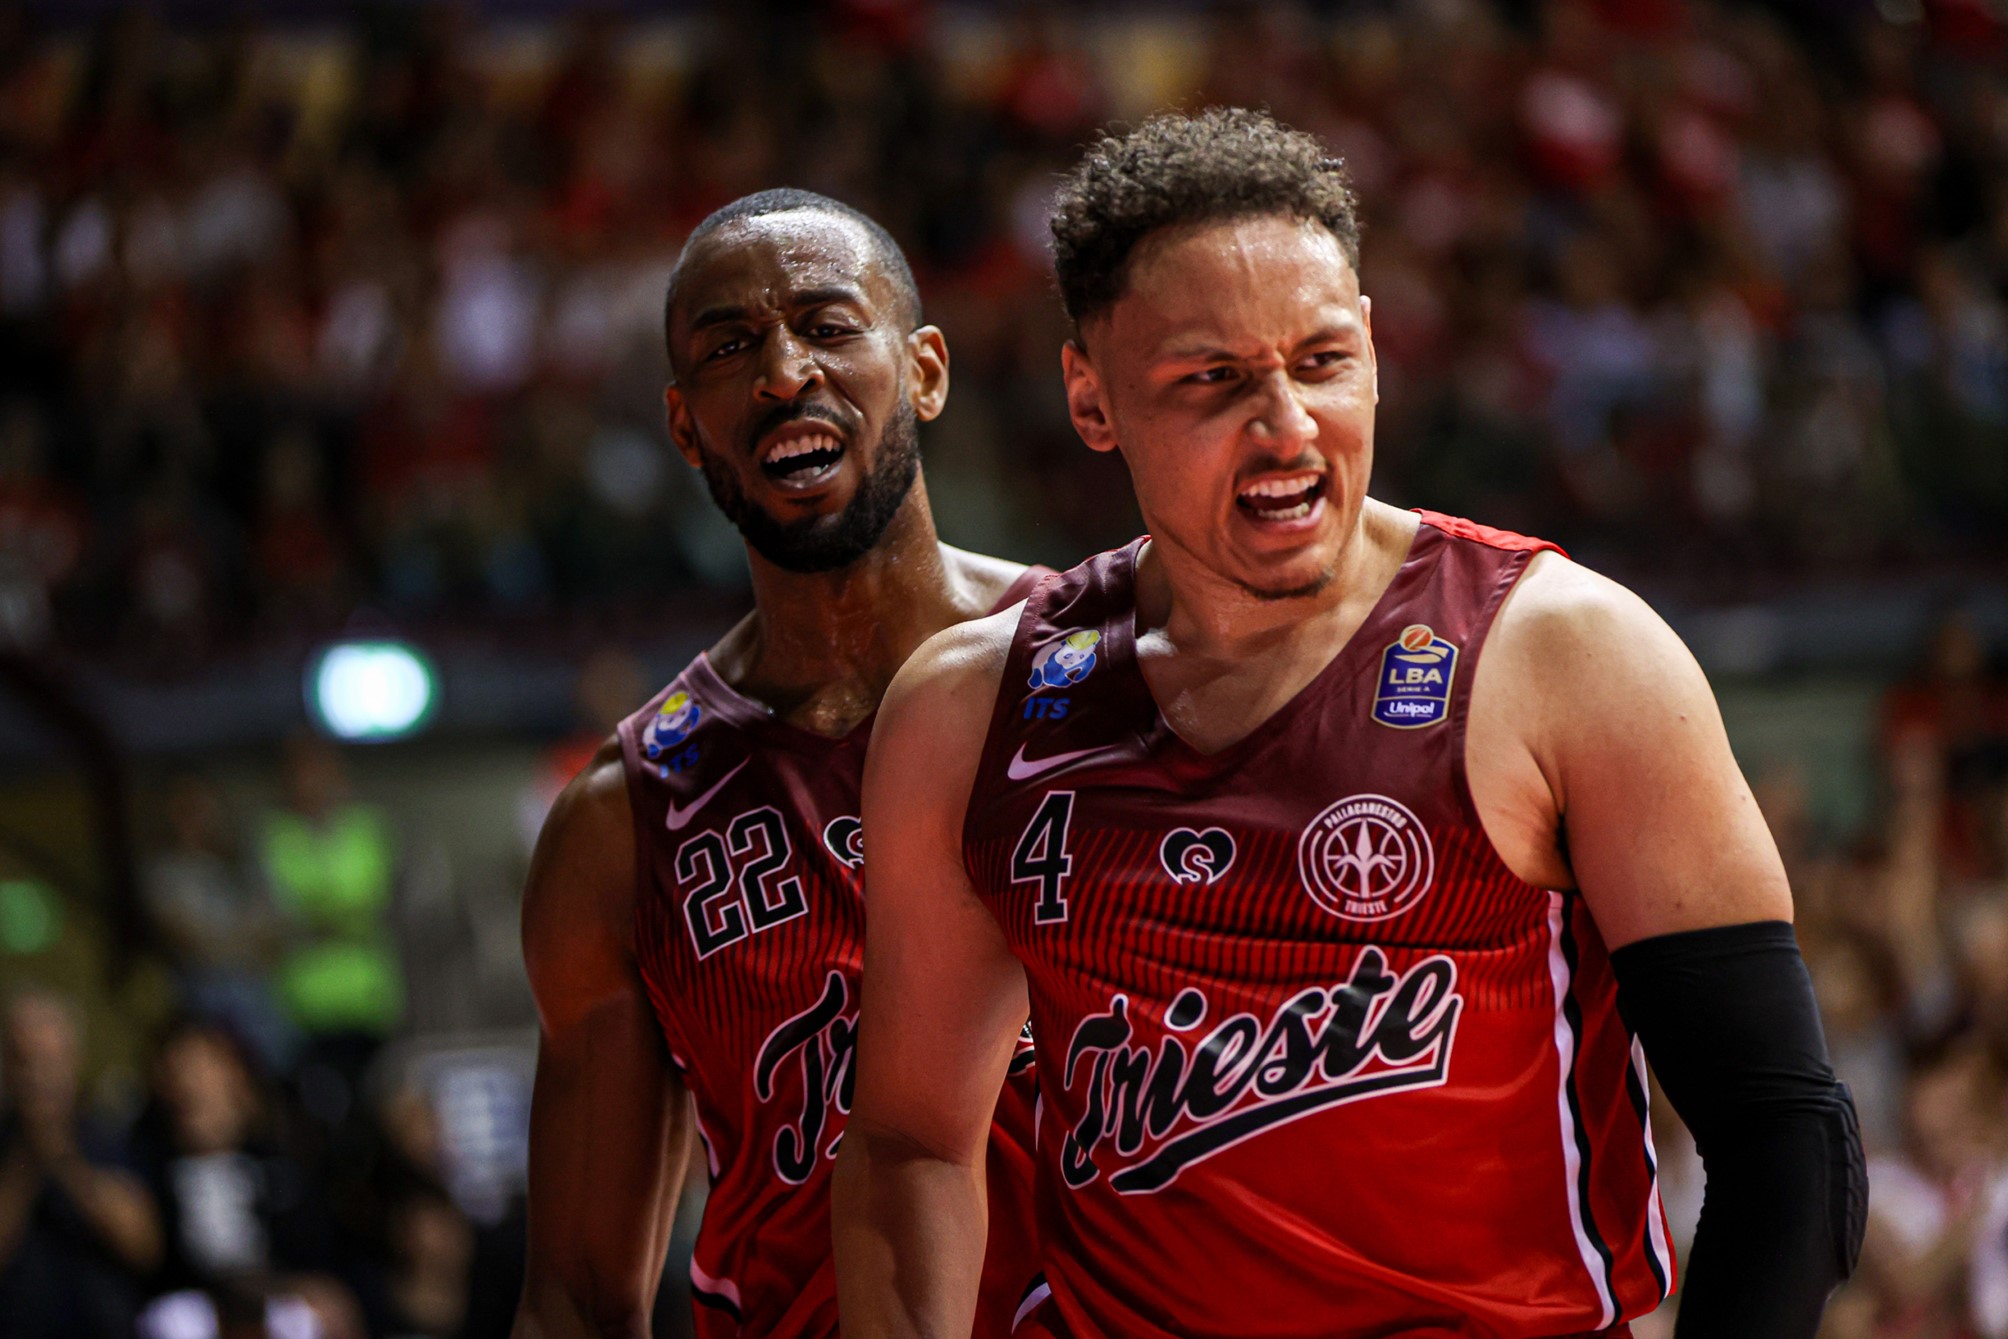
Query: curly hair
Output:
[[1050, 108, 1361, 327]]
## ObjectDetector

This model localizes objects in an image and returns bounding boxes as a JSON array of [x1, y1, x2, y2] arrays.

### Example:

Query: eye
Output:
[[1302, 349, 1352, 371], [705, 336, 748, 362], [809, 321, 858, 339], [1182, 366, 1237, 386]]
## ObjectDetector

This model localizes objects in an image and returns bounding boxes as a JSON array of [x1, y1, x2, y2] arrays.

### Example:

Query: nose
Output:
[[755, 327, 821, 401], [1245, 371, 1318, 453]]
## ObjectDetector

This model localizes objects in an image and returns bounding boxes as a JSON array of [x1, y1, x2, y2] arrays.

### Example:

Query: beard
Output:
[[1241, 566, 1338, 601], [697, 398, 922, 574]]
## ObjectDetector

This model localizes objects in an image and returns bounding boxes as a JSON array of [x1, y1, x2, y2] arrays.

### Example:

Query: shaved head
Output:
[[664, 189, 921, 361]]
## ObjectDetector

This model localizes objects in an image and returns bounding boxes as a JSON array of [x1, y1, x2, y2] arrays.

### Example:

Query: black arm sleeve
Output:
[[1610, 920, 1867, 1339]]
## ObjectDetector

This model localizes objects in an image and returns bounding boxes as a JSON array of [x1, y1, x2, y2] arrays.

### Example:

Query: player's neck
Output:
[[1142, 499, 1414, 661], [719, 487, 973, 717]]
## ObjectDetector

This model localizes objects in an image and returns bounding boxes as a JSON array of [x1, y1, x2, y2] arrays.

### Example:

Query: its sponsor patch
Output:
[[1372, 624, 1456, 729], [1028, 627, 1102, 692], [644, 690, 703, 757]]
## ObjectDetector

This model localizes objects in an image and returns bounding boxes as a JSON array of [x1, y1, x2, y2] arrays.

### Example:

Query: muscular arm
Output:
[[832, 613, 1031, 1339], [1477, 556, 1863, 1336], [1472, 554, 1793, 944], [513, 745, 693, 1339]]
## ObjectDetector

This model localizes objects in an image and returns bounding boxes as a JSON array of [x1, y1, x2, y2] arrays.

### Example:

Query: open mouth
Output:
[[758, 425, 848, 488], [1235, 470, 1326, 524]]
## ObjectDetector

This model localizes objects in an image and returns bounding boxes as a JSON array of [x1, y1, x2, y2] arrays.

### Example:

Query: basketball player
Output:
[[833, 112, 1865, 1338], [514, 190, 1043, 1339]]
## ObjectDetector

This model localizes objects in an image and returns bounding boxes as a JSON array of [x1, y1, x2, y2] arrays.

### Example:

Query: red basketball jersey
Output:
[[617, 574, 1047, 1339], [962, 516, 1675, 1339]]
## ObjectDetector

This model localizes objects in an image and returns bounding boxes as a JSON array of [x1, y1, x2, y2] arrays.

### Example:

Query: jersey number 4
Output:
[[677, 807, 810, 959], [1011, 790, 1076, 925]]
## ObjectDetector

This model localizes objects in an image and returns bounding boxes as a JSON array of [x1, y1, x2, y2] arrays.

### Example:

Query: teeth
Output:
[[1238, 472, 1321, 501], [764, 434, 841, 466], [1261, 501, 1313, 521]]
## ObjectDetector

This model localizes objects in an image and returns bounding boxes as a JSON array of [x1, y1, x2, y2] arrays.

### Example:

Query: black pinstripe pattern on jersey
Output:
[[1559, 892, 1622, 1310], [1621, 1035, 1673, 1301]]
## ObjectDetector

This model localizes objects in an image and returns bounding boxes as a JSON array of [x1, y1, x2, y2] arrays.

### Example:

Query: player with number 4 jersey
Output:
[[835, 112, 1863, 1339]]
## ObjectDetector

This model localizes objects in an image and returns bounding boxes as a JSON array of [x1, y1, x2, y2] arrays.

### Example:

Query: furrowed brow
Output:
[[688, 304, 750, 334], [791, 286, 870, 312]]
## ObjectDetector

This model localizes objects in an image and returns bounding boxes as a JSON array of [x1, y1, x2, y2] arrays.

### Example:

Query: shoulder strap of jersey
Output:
[[1414, 508, 1567, 559], [990, 563, 1057, 615], [960, 540, 1143, 859], [1412, 511, 1567, 828]]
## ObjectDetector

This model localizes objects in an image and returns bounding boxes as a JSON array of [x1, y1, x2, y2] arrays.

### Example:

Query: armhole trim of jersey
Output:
[[959, 595, 1044, 884], [1448, 544, 1543, 835], [614, 712, 666, 985]]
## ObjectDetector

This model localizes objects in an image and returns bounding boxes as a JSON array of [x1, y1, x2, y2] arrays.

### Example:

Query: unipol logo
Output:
[[1057, 947, 1462, 1195], [752, 971, 856, 1185], [1297, 794, 1435, 922]]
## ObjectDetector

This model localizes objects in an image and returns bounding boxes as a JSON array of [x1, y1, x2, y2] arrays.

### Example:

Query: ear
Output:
[[907, 325, 950, 423], [665, 386, 703, 470], [1360, 294, 1379, 406], [1062, 340, 1119, 454]]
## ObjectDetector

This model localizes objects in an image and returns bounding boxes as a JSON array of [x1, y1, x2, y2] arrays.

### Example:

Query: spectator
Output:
[[326, 1085, 476, 1339], [258, 734, 401, 1121], [1860, 1042, 2008, 1334], [144, 774, 293, 1074], [0, 989, 161, 1339], [0, 3, 1997, 658], [131, 1019, 335, 1298], [138, 1280, 329, 1339]]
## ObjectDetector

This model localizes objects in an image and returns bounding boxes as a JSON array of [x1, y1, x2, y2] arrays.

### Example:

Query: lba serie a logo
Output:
[[1372, 624, 1457, 728], [1297, 794, 1435, 921]]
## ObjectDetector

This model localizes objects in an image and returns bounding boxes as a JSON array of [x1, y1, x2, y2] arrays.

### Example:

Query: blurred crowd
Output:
[[0, 988, 542, 1339], [2, 728, 535, 1339], [1769, 614, 2008, 1338], [0, 0, 2001, 672]]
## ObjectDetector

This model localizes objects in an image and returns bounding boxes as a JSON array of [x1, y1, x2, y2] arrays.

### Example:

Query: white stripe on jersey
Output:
[[1546, 891, 1618, 1329], [1631, 1036, 1677, 1298], [1012, 1280, 1052, 1332], [688, 1254, 742, 1311]]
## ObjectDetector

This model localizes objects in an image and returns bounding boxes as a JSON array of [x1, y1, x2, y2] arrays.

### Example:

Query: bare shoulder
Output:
[[1483, 557, 1788, 942], [1494, 551, 1679, 649], [521, 736, 640, 1029], [942, 543, 1033, 613], [1488, 551, 1709, 724], [880, 604, 1016, 745], [868, 604, 1017, 836]]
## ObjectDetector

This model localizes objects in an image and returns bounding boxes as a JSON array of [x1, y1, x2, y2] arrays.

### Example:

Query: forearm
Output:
[[1676, 1097, 1865, 1335], [510, 1019, 686, 1339], [1613, 921, 1866, 1339], [832, 1118, 990, 1339]]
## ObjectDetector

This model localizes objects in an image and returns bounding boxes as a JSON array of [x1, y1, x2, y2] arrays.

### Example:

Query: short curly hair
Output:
[[1050, 108, 1361, 327]]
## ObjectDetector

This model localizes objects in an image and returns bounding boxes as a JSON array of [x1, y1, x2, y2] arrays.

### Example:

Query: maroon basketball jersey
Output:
[[963, 515, 1675, 1339], [617, 572, 1047, 1339]]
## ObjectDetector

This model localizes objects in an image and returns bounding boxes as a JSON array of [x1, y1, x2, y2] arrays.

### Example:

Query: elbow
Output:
[[1701, 1081, 1868, 1278], [514, 1275, 655, 1339]]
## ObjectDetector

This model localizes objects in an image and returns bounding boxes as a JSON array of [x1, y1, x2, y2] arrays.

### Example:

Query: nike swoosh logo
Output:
[[1006, 743, 1125, 782], [664, 758, 750, 831]]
